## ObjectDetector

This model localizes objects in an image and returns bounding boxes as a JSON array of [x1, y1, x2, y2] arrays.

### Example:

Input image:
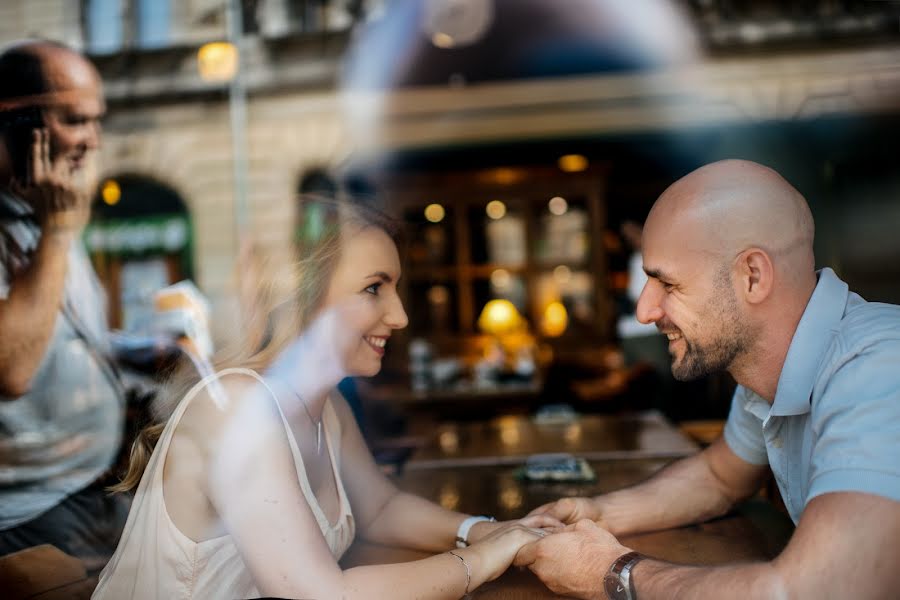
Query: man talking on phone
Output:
[[0, 40, 129, 570]]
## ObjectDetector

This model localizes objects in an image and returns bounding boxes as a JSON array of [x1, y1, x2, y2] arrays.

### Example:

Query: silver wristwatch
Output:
[[603, 551, 645, 600]]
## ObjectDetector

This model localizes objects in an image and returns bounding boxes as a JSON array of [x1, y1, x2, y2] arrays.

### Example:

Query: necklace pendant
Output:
[[316, 421, 322, 455]]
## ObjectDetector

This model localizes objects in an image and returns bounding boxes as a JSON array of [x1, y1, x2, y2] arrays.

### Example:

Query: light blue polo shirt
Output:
[[724, 268, 900, 524]]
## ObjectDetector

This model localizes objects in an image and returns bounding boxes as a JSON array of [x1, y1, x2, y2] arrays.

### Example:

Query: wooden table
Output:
[[407, 411, 699, 469], [342, 458, 794, 599]]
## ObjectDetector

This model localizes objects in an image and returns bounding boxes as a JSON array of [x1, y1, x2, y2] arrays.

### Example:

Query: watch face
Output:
[[604, 573, 629, 600]]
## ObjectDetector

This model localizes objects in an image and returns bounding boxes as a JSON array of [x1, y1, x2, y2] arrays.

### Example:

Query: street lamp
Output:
[[196, 0, 250, 240]]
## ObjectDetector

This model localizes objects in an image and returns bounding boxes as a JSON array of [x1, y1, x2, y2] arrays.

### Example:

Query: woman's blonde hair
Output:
[[110, 195, 399, 493]]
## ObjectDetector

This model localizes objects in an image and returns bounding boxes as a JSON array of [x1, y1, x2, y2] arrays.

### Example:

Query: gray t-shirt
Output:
[[724, 268, 900, 524], [0, 190, 125, 529]]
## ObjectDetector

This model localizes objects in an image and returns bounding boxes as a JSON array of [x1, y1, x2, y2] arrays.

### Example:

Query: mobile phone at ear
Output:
[[1, 106, 44, 182]]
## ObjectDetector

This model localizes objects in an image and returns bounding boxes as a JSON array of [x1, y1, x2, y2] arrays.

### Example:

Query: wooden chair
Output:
[[0, 544, 96, 600]]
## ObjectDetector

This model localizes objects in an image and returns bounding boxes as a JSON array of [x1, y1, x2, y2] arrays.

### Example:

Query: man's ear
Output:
[[736, 248, 774, 305]]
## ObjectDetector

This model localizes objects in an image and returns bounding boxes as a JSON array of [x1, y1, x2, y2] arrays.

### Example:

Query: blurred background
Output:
[[4, 0, 899, 433]]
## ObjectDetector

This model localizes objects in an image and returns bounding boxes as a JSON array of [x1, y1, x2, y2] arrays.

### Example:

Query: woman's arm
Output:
[[206, 379, 537, 599], [331, 391, 470, 551], [331, 393, 560, 552]]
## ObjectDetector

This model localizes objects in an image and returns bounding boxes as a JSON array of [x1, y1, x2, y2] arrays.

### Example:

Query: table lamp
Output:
[[477, 299, 525, 336]]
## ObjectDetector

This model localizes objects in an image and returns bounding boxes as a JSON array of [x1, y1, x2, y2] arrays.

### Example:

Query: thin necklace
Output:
[[295, 392, 322, 455]]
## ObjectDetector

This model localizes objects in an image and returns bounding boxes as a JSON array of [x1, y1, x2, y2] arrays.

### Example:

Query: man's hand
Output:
[[527, 496, 604, 526], [514, 519, 630, 600], [10, 128, 90, 233]]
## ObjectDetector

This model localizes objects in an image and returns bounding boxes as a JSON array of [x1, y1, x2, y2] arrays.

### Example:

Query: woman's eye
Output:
[[364, 283, 381, 295]]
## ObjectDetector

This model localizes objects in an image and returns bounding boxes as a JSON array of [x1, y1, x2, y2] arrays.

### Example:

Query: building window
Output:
[[85, 0, 171, 53], [136, 0, 171, 49], [86, 0, 124, 54]]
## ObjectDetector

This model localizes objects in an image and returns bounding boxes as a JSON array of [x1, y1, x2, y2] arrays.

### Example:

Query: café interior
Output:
[[2, 1, 899, 598]]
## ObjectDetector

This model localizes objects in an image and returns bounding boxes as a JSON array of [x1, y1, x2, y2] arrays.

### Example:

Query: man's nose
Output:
[[635, 281, 664, 325]]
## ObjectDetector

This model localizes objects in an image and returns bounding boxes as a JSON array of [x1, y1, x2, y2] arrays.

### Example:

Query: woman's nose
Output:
[[384, 294, 408, 330]]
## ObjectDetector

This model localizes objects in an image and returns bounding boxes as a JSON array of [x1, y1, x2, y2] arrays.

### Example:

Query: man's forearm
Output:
[[0, 230, 72, 396], [595, 453, 736, 536], [632, 559, 786, 600]]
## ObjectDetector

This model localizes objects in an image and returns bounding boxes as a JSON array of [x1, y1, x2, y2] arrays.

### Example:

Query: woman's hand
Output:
[[10, 128, 89, 234], [466, 513, 564, 544], [461, 523, 546, 586]]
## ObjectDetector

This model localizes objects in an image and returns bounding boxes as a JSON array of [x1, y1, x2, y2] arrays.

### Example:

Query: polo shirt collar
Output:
[[771, 268, 848, 417]]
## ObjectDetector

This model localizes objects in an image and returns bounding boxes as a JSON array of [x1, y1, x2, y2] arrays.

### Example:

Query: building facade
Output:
[[3, 0, 899, 345]]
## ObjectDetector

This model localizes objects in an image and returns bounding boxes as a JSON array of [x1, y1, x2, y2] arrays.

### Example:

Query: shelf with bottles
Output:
[[386, 166, 611, 340], [403, 203, 458, 269]]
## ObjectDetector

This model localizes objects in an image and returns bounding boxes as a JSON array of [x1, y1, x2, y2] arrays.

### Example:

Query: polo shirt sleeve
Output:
[[723, 386, 769, 465], [807, 339, 900, 504]]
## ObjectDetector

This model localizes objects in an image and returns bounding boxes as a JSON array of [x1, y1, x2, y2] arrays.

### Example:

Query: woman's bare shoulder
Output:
[[174, 369, 279, 455]]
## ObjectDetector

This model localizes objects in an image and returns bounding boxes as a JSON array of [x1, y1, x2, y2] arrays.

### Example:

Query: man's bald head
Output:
[[645, 159, 815, 281], [0, 40, 101, 108], [0, 40, 104, 178]]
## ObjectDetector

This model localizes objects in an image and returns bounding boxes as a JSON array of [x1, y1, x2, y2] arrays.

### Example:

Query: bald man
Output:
[[0, 41, 129, 568], [518, 160, 900, 599]]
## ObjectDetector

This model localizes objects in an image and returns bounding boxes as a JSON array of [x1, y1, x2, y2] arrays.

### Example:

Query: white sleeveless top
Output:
[[92, 368, 355, 600]]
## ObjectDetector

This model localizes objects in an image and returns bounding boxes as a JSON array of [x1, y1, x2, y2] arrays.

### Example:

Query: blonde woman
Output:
[[93, 198, 557, 599]]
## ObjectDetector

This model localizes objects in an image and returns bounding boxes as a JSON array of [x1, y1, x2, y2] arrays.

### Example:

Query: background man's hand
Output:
[[527, 496, 605, 526], [10, 128, 90, 233], [514, 519, 631, 600]]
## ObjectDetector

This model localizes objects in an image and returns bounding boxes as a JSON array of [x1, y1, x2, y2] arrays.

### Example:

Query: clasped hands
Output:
[[509, 497, 634, 600]]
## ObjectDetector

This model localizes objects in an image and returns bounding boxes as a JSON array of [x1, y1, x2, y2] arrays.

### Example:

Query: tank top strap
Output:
[[145, 368, 276, 489]]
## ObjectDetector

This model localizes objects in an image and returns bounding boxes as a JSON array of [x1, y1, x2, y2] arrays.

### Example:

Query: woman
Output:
[[93, 198, 556, 599]]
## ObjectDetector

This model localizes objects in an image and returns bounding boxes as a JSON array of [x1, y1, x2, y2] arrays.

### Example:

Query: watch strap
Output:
[[608, 551, 645, 600], [455, 515, 495, 548]]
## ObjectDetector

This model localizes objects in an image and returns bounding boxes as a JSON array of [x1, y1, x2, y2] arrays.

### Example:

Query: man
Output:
[[517, 159, 900, 599], [0, 40, 129, 568]]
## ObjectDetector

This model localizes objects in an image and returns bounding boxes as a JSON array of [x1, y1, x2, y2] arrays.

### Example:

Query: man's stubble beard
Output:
[[670, 271, 752, 382]]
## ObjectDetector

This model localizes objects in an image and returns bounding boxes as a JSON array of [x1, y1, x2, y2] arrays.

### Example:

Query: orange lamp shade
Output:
[[478, 299, 524, 336]]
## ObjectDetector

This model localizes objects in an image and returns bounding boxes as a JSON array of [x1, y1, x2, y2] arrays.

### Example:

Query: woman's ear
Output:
[[736, 248, 774, 305]]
